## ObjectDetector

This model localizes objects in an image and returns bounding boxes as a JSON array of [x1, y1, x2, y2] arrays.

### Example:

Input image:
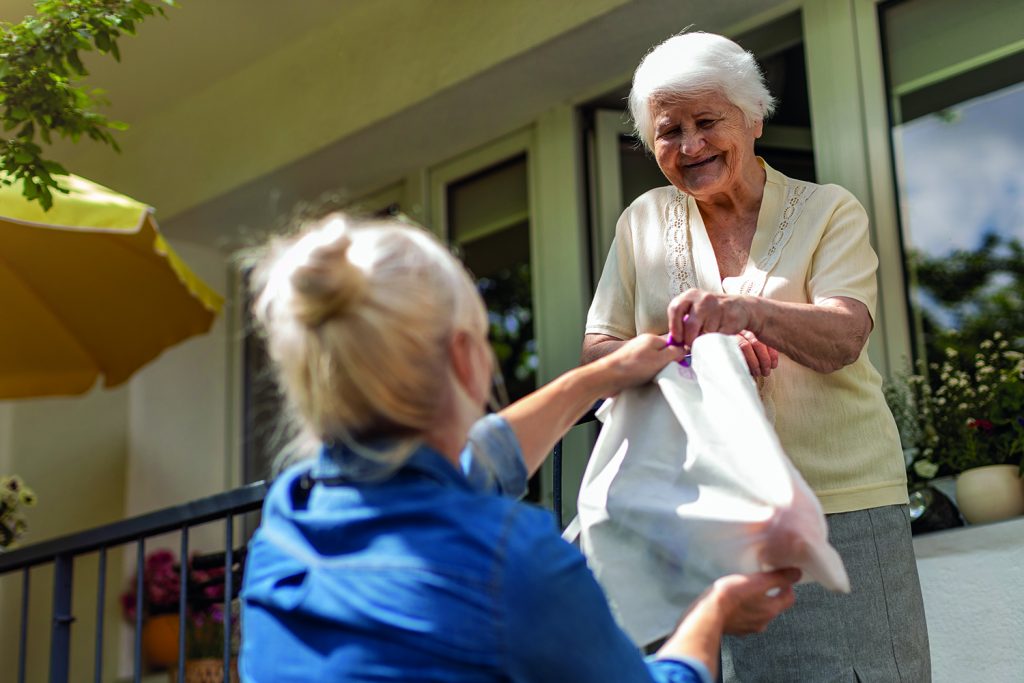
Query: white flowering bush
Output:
[[885, 332, 1024, 479], [0, 475, 37, 548]]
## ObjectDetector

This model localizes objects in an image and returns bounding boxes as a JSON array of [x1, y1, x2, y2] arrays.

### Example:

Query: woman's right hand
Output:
[[705, 568, 800, 635], [594, 334, 686, 396], [655, 568, 800, 676]]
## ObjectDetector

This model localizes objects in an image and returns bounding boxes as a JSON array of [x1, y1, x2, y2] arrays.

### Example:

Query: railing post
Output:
[[18, 567, 30, 683], [178, 526, 190, 683], [94, 547, 107, 683], [224, 514, 234, 683], [134, 540, 145, 683], [553, 440, 563, 530], [49, 552, 74, 683]]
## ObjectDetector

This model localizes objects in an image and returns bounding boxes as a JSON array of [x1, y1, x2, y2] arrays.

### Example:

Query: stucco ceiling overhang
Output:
[[1, 0, 787, 246]]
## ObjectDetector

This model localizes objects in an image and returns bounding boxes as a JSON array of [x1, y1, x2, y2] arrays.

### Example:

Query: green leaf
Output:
[[38, 186, 53, 210], [42, 159, 66, 174], [66, 50, 86, 75], [0, 0, 176, 208], [94, 31, 111, 52]]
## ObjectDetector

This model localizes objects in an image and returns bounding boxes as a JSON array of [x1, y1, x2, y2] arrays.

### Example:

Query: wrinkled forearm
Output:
[[746, 296, 871, 373], [581, 333, 625, 366]]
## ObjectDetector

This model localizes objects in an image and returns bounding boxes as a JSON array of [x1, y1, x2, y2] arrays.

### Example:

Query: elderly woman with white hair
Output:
[[583, 32, 930, 681], [239, 213, 802, 682]]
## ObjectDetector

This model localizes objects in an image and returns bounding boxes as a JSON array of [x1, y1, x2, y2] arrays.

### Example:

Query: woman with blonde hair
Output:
[[584, 31, 930, 681], [239, 213, 799, 682]]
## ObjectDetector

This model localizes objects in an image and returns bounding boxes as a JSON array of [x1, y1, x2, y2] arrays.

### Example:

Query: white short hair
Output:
[[629, 32, 776, 150]]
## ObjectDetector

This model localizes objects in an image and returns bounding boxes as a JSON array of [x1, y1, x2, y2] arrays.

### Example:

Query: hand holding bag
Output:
[[572, 333, 850, 646]]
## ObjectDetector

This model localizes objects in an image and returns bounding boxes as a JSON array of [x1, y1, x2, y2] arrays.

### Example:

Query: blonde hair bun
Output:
[[250, 212, 487, 478], [289, 225, 367, 328]]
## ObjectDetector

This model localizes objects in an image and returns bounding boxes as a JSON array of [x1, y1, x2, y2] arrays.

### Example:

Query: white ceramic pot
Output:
[[955, 464, 1024, 524]]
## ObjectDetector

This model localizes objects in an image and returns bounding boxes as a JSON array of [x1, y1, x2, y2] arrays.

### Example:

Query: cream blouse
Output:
[[586, 161, 908, 514]]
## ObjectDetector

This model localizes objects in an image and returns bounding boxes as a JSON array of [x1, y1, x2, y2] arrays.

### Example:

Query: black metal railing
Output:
[[553, 402, 601, 530], [0, 481, 267, 683]]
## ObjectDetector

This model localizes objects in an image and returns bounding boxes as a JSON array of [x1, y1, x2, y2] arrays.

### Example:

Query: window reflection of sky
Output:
[[893, 82, 1024, 258]]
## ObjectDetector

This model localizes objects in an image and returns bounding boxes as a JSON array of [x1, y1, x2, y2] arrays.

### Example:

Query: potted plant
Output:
[[0, 475, 37, 549], [120, 549, 183, 669], [173, 600, 240, 683], [886, 332, 1024, 524], [121, 550, 243, 675]]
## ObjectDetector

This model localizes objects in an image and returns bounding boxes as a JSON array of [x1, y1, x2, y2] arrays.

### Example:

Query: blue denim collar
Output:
[[316, 439, 471, 490]]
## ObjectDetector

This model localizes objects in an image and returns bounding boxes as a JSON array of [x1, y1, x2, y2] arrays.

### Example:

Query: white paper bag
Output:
[[572, 333, 849, 646]]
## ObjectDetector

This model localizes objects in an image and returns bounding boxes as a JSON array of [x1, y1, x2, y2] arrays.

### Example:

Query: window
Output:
[[881, 0, 1024, 365], [445, 155, 541, 500]]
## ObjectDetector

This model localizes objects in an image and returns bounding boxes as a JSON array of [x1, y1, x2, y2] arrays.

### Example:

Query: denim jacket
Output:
[[240, 414, 710, 683]]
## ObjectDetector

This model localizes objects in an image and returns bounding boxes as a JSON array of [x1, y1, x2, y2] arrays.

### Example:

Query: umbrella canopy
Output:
[[0, 175, 224, 399]]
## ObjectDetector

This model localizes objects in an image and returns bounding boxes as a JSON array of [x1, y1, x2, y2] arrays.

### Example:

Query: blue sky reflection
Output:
[[893, 82, 1024, 259]]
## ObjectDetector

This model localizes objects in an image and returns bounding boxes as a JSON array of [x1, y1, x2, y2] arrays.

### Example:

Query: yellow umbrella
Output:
[[0, 175, 224, 399]]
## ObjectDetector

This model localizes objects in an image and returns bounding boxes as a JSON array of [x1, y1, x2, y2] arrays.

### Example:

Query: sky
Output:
[[893, 82, 1024, 259]]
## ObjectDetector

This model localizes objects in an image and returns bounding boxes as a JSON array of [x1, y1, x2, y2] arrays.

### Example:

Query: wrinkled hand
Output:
[[597, 334, 686, 396], [707, 568, 800, 635], [667, 289, 758, 351], [736, 330, 779, 378]]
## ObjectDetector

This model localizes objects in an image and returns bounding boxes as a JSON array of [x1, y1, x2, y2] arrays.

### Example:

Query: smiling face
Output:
[[652, 91, 763, 201]]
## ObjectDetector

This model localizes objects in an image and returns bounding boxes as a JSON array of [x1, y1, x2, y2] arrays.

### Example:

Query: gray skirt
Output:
[[721, 505, 931, 682]]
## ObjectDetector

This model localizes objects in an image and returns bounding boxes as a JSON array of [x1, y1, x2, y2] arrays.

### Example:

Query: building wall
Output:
[[0, 239, 231, 682], [0, 387, 128, 680], [124, 241, 233, 519]]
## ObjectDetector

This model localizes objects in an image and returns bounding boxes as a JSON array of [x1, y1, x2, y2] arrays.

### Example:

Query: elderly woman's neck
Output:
[[695, 161, 766, 218]]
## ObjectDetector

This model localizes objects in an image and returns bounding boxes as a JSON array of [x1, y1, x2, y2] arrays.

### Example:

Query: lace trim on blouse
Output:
[[664, 191, 696, 297], [663, 182, 816, 299], [663, 179, 816, 424], [737, 181, 817, 297]]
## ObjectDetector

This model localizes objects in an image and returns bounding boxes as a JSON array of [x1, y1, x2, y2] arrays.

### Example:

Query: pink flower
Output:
[[120, 591, 138, 622], [209, 603, 225, 623], [119, 548, 182, 622]]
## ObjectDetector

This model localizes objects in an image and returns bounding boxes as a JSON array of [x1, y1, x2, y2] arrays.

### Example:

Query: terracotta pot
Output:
[[955, 464, 1024, 524], [169, 657, 239, 683], [141, 613, 180, 669]]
